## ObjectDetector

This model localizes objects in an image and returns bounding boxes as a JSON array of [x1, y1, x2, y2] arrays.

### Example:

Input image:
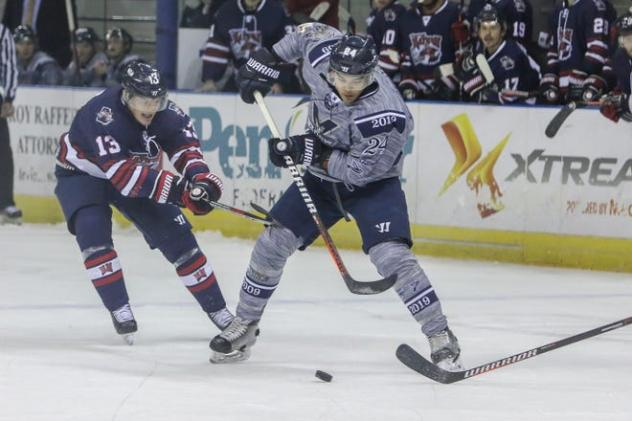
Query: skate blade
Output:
[[0, 215, 22, 225], [120, 333, 135, 345], [209, 348, 251, 364]]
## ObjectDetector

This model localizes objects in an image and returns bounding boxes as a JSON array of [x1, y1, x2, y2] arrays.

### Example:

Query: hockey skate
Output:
[[428, 327, 464, 372], [207, 307, 234, 330], [209, 317, 259, 364], [0, 206, 22, 225], [110, 304, 137, 345]]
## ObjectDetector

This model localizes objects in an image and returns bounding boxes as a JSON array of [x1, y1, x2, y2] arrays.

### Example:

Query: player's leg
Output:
[[345, 177, 463, 371], [113, 196, 233, 331], [210, 172, 342, 362], [54, 173, 136, 344], [0, 117, 21, 224]]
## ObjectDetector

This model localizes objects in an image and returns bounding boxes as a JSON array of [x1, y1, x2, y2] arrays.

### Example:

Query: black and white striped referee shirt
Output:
[[0, 23, 18, 102]]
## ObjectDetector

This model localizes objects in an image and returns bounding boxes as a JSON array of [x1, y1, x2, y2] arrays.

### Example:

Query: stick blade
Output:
[[396, 344, 463, 384], [545, 102, 577, 138], [344, 273, 397, 295]]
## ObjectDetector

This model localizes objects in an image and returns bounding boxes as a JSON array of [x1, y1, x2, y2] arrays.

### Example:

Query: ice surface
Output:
[[1, 224, 631, 421]]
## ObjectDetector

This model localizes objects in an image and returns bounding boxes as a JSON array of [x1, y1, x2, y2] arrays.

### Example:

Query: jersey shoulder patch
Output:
[[307, 38, 339, 68], [354, 110, 407, 137]]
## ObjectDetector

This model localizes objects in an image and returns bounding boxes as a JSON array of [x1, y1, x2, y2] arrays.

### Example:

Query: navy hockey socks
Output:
[[176, 251, 226, 313], [84, 248, 129, 312]]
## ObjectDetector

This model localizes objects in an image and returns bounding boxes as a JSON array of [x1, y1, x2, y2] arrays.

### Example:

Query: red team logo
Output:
[[194, 268, 207, 282], [228, 29, 263, 60], [408, 32, 443, 66]]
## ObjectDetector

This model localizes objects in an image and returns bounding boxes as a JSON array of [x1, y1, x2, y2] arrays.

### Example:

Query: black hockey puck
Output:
[[315, 370, 333, 382]]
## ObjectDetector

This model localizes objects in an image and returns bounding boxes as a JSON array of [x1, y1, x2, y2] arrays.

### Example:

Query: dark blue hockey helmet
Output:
[[73, 27, 99, 45], [329, 34, 378, 76], [477, 3, 506, 29], [121, 61, 168, 113], [13, 25, 36, 43]]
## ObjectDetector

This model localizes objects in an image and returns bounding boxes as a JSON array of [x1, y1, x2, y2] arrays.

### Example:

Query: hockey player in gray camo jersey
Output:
[[209, 23, 463, 371]]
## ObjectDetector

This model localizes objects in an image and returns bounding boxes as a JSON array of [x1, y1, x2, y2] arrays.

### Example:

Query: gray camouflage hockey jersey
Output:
[[272, 23, 413, 187]]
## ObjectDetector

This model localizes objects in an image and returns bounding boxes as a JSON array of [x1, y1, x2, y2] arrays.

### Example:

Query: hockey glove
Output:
[[398, 78, 419, 100], [268, 134, 325, 168], [237, 48, 283, 104], [182, 172, 224, 215], [538, 73, 560, 104], [581, 74, 606, 102], [599, 92, 632, 123]]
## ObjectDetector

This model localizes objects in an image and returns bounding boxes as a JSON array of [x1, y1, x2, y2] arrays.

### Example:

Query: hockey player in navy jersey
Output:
[[381, 0, 469, 100], [209, 24, 464, 371], [467, 0, 533, 49], [200, 0, 296, 93], [538, 0, 610, 104], [55, 62, 235, 346], [366, 0, 407, 76], [460, 4, 540, 104], [599, 12, 632, 122]]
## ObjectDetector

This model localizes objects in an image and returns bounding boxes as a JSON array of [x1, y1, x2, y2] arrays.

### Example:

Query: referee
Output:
[[0, 21, 19, 224]]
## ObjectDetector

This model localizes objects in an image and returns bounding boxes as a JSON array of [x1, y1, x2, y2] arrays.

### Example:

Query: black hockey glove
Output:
[[538, 73, 560, 104], [581, 74, 606, 102], [237, 48, 282, 104], [183, 172, 223, 215], [268, 134, 326, 168]]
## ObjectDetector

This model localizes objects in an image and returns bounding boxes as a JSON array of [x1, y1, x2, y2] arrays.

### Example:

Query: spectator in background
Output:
[[0, 22, 20, 224], [2, 0, 76, 67], [285, 0, 339, 28], [181, 0, 217, 28], [459, 4, 540, 104], [199, 0, 298, 94], [14, 25, 63, 86], [104, 27, 145, 87], [64, 27, 108, 87]]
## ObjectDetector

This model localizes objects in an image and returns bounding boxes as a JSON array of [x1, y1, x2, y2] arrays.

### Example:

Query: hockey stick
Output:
[[190, 187, 276, 226], [544, 100, 601, 138], [309, 1, 330, 21], [253, 90, 397, 295], [396, 316, 632, 384], [475, 54, 494, 85]]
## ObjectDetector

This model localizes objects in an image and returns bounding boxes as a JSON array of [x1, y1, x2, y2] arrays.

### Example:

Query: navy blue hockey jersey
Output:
[[609, 47, 632, 93], [477, 39, 540, 103], [385, 0, 462, 90], [545, 0, 610, 87], [367, 0, 407, 74], [56, 87, 209, 204], [202, 0, 295, 82]]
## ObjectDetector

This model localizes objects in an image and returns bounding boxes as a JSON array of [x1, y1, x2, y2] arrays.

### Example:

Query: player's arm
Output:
[[538, 12, 561, 103], [201, 21, 231, 91], [326, 112, 408, 186], [579, 2, 609, 101]]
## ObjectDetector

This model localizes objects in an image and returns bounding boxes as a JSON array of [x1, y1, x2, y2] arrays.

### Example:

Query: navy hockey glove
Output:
[[268, 134, 325, 168], [183, 172, 224, 215], [237, 48, 282, 104]]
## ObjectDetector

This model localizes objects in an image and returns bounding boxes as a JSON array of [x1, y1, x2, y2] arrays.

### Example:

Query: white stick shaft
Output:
[[475, 53, 494, 84], [254, 91, 282, 138]]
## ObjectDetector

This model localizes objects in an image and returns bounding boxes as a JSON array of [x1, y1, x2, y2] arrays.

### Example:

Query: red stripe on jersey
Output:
[[84, 250, 117, 269], [110, 161, 136, 189], [93, 270, 123, 287], [188, 272, 217, 293], [177, 255, 207, 276]]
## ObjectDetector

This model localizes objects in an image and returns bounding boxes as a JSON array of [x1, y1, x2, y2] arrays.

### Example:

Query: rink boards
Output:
[[10, 87, 632, 272]]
